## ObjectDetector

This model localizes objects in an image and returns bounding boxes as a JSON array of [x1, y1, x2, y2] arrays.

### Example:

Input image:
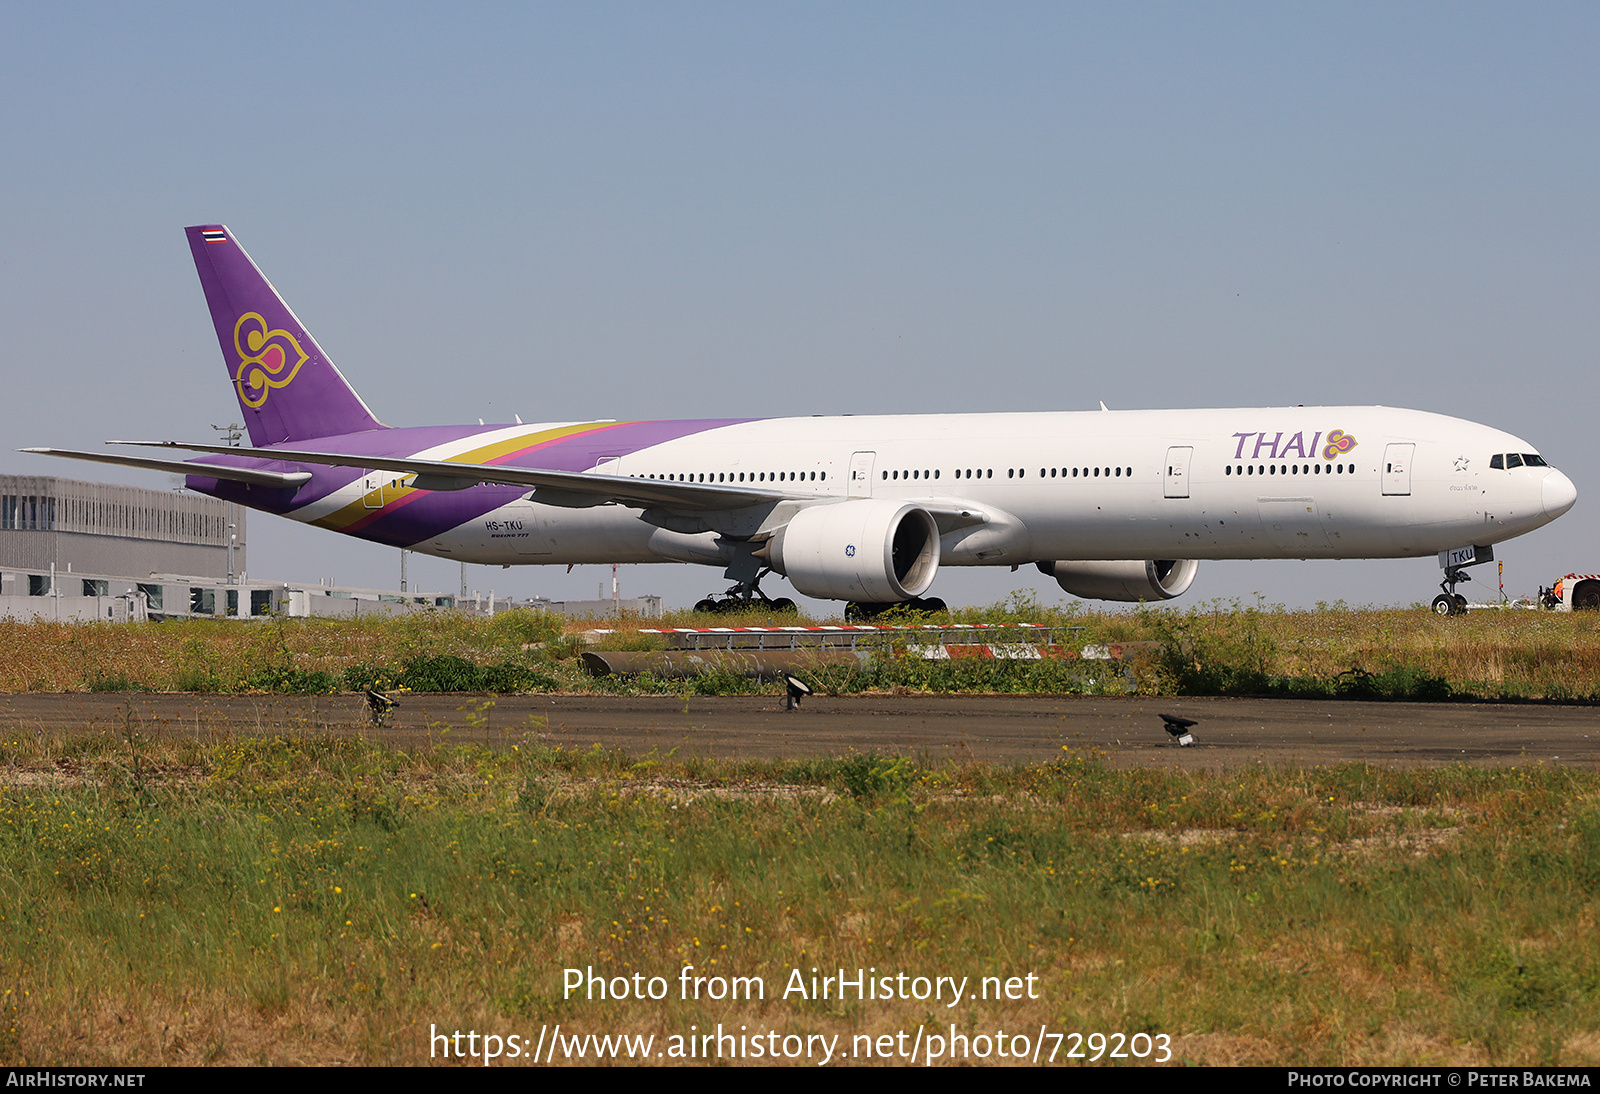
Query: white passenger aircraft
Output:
[[26, 226, 1578, 616]]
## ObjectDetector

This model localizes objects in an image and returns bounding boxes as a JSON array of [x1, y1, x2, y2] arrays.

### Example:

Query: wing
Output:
[[30, 439, 992, 531]]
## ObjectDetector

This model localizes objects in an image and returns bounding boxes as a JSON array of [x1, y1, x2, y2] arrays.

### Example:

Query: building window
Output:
[[28, 575, 50, 596], [251, 590, 274, 616], [190, 587, 215, 615], [82, 579, 109, 597]]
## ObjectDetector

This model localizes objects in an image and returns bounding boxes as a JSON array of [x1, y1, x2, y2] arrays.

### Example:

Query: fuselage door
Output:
[[362, 472, 385, 509], [1382, 443, 1415, 496], [1164, 447, 1193, 499], [849, 451, 876, 498]]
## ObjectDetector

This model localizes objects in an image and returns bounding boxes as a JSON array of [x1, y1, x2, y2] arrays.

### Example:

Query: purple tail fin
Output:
[[185, 224, 386, 445]]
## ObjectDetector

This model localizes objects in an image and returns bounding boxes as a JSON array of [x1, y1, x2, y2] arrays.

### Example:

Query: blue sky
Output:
[[3, 3, 1596, 610]]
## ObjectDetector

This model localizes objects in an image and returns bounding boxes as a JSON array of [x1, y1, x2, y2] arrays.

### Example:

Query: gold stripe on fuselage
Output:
[[309, 421, 629, 532]]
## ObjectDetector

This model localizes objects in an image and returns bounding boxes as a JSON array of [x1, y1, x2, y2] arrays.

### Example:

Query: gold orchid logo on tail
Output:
[[232, 312, 309, 408]]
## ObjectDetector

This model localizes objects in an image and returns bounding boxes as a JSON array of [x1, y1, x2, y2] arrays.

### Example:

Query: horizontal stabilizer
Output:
[[20, 447, 313, 489]]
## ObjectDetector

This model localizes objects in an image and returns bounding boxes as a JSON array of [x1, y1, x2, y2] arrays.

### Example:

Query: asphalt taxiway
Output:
[[1, 692, 1596, 768]]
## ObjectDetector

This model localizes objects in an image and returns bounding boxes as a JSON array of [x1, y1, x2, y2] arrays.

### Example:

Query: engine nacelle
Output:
[[768, 500, 941, 602], [1038, 559, 1198, 602]]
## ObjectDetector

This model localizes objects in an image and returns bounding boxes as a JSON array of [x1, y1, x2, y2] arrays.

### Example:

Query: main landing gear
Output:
[[844, 597, 949, 621], [693, 567, 797, 615]]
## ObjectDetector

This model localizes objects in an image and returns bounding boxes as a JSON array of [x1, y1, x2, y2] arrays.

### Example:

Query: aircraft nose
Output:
[[1543, 469, 1578, 519]]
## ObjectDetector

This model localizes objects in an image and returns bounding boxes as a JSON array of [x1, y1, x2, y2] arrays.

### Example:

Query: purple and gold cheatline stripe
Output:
[[310, 420, 639, 535]]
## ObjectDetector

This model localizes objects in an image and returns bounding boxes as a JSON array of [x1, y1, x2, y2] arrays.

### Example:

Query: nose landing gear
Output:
[[1432, 567, 1471, 615], [1433, 543, 1491, 610], [1431, 545, 1493, 617]]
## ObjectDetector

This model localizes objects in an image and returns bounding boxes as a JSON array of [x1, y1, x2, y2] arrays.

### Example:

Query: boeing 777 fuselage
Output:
[[26, 226, 1578, 614]]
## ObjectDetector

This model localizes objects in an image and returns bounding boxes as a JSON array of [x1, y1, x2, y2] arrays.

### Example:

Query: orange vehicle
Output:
[[1540, 574, 1600, 611]]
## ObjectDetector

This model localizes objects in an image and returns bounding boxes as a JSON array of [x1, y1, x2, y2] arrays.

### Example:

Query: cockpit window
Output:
[[1491, 453, 1547, 469]]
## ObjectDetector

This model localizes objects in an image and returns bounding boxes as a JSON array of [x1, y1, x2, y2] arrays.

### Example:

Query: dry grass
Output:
[[1, 600, 1598, 700], [1244, 606, 1600, 696]]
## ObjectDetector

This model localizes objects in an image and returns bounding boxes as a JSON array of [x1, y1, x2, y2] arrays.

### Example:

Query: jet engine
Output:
[[767, 500, 940, 602], [1037, 559, 1198, 602]]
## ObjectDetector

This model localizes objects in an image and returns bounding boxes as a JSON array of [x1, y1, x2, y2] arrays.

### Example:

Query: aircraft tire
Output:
[[1453, 594, 1469, 614], [1432, 595, 1454, 616], [694, 598, 719, 614], [1575, 583, 1600, 611], [768, 598, 798, 614], [912, 596, 948, 614]]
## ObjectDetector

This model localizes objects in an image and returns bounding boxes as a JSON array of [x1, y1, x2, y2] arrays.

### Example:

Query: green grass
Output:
[[1, 730, 1597, 1065], [4, 595, 1600, 701]]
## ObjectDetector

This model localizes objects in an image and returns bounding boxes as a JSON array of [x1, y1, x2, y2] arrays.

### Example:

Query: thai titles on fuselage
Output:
[[1230, 430, 1357, 463]]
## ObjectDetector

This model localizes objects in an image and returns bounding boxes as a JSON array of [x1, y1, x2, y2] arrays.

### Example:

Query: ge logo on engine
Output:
[[845, 544, 856, 557]]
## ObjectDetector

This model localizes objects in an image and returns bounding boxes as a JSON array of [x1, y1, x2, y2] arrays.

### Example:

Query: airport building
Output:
[[0, 474, 241, 621], [0, 474, 243, 580], [0, 565, 662, 623], [0, 474, 662, 623], [527, 595, 664, 618]]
